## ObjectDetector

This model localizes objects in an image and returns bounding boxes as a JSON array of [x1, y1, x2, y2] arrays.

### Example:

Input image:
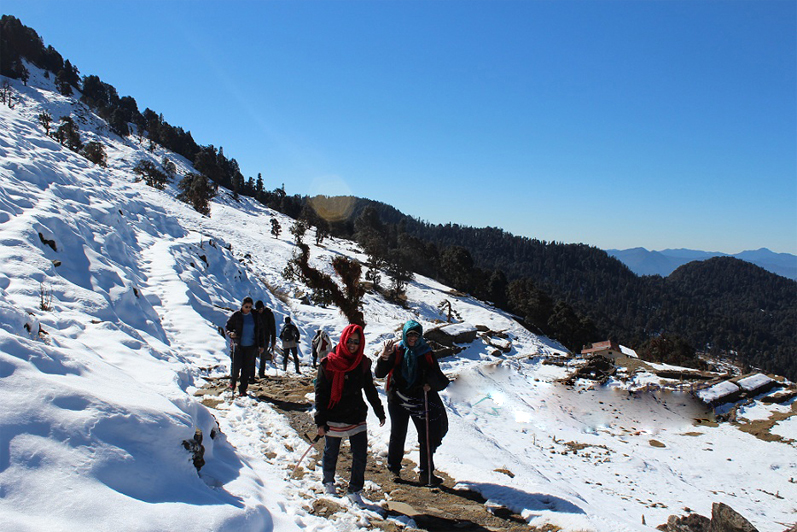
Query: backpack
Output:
[[282, 324, 297, 342], [312, 330, 332, 360]]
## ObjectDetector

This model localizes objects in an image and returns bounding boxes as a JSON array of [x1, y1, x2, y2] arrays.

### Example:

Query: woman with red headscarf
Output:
[[314, 324, 385, 504]]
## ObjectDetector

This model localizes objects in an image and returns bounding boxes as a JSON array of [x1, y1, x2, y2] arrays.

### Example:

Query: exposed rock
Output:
[[654, 369, 715, 381], [182, 428, 205, 471], [424, 338, 464, 360], [762, 388, 797, 404], [709, 502, 758, 532], [480, 334, 512, 353], [486, 347, 504, 358], [656, 512, 710, 531], [657, 503, 759, 532], [425, 322, 478, 346], [38, 232, 57, 252], [561, 354, 616, 384]]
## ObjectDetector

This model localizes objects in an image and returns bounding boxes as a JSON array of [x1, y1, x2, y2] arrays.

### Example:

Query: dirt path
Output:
[[197, 373, 540, 532]]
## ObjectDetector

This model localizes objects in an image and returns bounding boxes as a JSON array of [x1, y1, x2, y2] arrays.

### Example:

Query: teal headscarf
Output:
[[400, 320, 432, 386]]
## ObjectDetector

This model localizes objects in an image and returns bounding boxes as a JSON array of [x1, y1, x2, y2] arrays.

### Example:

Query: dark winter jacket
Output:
[[279, 322, 300, 348], [259, 308, 277, 346], [375, 344, 450, 404], [315, 356, 385, 431], [226, 311, 265, 348]]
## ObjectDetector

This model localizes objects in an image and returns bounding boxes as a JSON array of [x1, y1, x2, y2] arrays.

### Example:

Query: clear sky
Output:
[[4, 0, 796, 254]]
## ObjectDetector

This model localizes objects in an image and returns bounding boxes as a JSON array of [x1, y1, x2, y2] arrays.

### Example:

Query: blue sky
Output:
[[5, 0, 796, 254]]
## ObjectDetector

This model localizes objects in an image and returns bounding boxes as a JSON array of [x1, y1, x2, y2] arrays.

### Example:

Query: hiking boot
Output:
[[323, 482, 336, 495], [418, 472, 443, 486], [346, 491, 364, 506], [228, 382, 235, 390], [248, 377, 256, 384], [388, 467, 401, 481]]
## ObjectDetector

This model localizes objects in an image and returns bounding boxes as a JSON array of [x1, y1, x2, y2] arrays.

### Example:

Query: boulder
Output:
[[657, 503, 759, 532], [657, 513, 710, 532], [709, 502, 758, 532], [425, 323, 478, 346]]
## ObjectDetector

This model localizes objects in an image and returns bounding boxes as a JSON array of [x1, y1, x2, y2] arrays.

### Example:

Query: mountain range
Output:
[[607, 247, 797, 280]]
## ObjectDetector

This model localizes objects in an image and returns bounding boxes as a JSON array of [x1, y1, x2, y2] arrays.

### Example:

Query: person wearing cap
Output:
[[279, 316, 302, 374], [315, 324, 386, 503], [252, 300, 277, 381], [375, 320, 450, 486], [225, 297, 264, 396]]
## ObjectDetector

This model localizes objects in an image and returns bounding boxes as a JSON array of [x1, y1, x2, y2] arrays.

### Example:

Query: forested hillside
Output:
[[3, 14, 794, 380], [326, 198, 797, 380]]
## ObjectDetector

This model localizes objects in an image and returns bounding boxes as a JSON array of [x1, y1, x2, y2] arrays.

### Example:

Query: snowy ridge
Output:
[[1, 68, 795, 531]]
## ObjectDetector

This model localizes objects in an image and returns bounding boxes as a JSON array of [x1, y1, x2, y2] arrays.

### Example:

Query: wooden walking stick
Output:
[[424, 388, 433, 486], [292, 434, 322, 477]]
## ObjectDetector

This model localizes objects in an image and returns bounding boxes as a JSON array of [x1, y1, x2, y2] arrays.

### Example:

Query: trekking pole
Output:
[[424, 388, 433, 486], [292, 434, 322, 477], [229, 337, 236, 391]]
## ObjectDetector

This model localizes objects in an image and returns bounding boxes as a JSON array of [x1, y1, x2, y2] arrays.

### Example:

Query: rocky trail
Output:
[[198, 372, 537, 532]]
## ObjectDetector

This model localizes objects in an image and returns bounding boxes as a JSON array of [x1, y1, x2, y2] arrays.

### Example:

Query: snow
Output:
[[1, 67, 796, 531], [771, 415, 797, 441], [696, 381, 740, 404], [620, 345, 638, 358], [737, 373, 774, 392], [438, 322, 478, 336]]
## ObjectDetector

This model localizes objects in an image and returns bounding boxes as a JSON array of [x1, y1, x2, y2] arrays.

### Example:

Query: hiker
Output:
[[225, 297, 264, 396], [253, 300, 277, 380], [315, 324, 386, 503], [375, 319, 450, 485], [279, 316, 302, 374], [311, 329, 333, 368]]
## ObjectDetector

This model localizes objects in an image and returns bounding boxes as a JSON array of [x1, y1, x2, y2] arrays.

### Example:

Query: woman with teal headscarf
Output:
[[375, 320, 450, 486]]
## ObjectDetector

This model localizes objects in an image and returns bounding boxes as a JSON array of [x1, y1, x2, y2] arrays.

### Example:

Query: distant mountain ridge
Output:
[[606, 247, 797, 280]]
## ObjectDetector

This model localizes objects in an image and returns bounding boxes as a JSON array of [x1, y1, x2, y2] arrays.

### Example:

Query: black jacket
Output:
[[225, 310, 264, 348], [314, 356, 385, 430], [374, 345, 450, 403], [259, 308, 276, 345]]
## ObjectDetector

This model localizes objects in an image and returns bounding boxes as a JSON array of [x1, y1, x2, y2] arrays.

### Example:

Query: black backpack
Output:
[[282, 324, 297, 342]]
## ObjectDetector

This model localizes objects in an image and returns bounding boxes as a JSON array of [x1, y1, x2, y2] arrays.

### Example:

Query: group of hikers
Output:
[[225, 297, 451, 505], [224, 297, 304, 396]]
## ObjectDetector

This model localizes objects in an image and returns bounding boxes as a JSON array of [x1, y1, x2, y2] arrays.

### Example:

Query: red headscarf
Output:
[[325, 324, 365, 408]]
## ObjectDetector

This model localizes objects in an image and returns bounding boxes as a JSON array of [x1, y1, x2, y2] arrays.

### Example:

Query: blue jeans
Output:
[[322, 430, 367, 493]]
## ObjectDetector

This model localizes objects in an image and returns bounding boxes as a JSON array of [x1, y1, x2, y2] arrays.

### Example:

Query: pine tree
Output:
[[81, 141, 107, 167], [55, 116, 82, 151], [55, 69, 73, 96], [270, 218, 281, 238], [37, 111, 53, 135], [133, 160, 168, 189], [177, 172, 215, 216], [290, 220, 307, 245]]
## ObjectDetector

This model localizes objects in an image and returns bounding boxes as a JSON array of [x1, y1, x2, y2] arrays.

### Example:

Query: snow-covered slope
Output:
[[1, 69, 795, 532]]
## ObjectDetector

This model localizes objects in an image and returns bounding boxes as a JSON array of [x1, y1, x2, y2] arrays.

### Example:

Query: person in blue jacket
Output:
[[225, 297, 264, 396]]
